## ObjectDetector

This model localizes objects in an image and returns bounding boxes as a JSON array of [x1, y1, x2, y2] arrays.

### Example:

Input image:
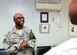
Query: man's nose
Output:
[[21, 18, 24, 21]]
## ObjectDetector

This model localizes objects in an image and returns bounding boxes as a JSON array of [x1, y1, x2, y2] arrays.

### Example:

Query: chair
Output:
[[0, 48, 35, 55], [0, 49, 10, 55]]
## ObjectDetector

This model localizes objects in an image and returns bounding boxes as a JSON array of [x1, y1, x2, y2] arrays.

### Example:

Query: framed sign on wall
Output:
[[40, 12, 49, 23], [39, 24, 50, 33]]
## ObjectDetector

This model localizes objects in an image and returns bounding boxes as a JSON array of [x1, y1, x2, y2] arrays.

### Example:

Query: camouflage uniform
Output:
[[3, 26, 36, 55]]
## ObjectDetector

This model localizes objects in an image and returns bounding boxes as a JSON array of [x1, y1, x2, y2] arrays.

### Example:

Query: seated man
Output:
[[3, 13, 36, 55], [44, 0, 77, 55]]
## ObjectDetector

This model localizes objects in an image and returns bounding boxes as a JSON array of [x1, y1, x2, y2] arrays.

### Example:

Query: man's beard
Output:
[[16, 21, 24, 28]]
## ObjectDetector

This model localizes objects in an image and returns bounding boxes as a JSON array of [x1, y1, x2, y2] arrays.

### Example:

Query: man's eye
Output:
[[17, 18, 20, 19], [16, 17, 24, 19]]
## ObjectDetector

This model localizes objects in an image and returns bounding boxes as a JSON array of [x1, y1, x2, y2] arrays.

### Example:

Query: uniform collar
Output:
[[13, 26, 26, 34]]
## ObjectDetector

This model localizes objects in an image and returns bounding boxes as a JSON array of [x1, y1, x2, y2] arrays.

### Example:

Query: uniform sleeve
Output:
[[3, 34, 11, 50], [3, 32, 20, 53], [27, 30, 36, 48]]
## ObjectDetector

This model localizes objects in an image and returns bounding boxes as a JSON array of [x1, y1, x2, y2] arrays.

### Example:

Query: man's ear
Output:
[[13, 18, 15, 22], [13, 16, 16, 22]]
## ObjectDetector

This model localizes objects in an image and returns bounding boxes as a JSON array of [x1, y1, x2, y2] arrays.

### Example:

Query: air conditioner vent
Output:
[[35, 0, 62, 11], [37, 0, 61, 4]]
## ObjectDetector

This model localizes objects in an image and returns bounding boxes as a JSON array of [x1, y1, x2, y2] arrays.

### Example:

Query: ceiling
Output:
[[36, 0, 61, 4]]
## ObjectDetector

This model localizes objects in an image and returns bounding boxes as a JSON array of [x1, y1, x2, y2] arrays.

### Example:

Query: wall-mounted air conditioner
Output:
[[35, 0, 62, 11]]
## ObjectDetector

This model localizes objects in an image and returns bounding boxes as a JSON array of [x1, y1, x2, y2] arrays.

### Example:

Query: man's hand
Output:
[[21, 40, 27, 49]]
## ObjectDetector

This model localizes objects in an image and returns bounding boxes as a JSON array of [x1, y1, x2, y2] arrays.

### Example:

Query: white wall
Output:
[[0, 0, 71, 50]]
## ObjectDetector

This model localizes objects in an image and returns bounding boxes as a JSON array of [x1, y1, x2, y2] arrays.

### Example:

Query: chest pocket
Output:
[[9, 34, 20, 44], [19, 32, 29, 41]]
